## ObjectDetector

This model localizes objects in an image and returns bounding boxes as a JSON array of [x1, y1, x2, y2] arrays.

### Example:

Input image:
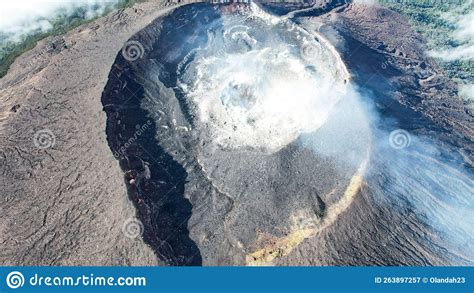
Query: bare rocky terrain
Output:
[[0, 0, 177, 265], [326, 4, 473, 163], [0, 0, 472, 266]]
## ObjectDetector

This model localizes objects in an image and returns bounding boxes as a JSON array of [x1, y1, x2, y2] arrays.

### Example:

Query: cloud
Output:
[[428, 7, 474, 61], [0, 0, 119, 43], [459, 83, 474, 103], [352, 0, 379, 5]]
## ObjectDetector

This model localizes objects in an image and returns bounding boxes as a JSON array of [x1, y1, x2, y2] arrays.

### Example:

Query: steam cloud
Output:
[[177, 3, 349, 153]]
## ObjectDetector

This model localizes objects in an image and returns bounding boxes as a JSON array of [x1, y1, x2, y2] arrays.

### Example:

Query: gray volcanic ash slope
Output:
[[0, 1, 473, 266], [0, 0, 172, 266]]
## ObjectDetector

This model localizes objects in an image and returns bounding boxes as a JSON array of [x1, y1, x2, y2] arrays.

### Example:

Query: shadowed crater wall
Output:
[[100, 4, 224, 266]]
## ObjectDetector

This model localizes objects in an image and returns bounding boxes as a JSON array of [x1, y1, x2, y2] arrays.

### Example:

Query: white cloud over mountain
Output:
[[1, 0, 119, 42]]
